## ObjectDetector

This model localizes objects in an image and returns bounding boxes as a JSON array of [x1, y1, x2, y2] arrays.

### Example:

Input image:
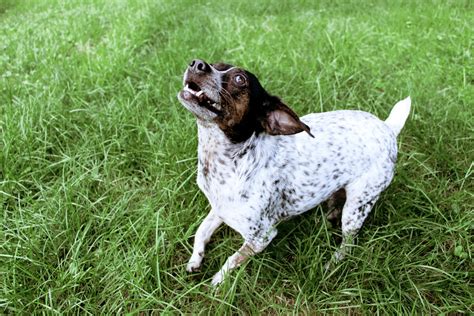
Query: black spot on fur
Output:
[[238, 148, 248, 158]]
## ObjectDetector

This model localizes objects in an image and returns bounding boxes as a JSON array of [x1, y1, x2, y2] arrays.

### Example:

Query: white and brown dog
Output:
[[177, 59, 410, 286]]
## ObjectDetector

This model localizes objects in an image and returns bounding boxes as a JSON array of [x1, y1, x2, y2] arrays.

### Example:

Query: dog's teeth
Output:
[[184, 85, 198, 96]]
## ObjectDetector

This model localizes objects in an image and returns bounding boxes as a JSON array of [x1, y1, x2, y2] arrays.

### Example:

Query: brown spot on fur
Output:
[[216, 92, 255, 142], [202, 150, 214, 178], [203, 166, 209, 177]]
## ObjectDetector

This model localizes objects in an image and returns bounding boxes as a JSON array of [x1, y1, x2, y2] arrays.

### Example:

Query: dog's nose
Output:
[[189, 59, 210, 73]]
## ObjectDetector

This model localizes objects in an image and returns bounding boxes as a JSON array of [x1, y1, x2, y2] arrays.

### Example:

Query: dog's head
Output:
[[177, 59, 313, 143]]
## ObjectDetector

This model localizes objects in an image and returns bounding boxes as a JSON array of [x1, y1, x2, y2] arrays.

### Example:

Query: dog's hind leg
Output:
[[325, 168, 393, 270], [187, 211, 223, 272], [337, 197, 378, 260]]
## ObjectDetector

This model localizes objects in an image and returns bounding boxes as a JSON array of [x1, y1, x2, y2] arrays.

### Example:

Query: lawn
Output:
[[1, 0, 472, 314]]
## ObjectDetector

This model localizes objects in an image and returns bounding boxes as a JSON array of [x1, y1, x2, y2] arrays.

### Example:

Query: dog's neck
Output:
[[196, 119, 269, 173], [197, 120, 244, 158]]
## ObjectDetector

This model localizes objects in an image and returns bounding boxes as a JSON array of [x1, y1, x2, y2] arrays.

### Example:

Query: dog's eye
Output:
[[233, 74, 245, 85]]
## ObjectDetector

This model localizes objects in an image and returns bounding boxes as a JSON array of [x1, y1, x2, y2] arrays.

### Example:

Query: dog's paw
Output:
[[211, 271, 224, 286], [324, 250, 345, 272], [186, 260, 201, 273], [323, 260, 334, 272]]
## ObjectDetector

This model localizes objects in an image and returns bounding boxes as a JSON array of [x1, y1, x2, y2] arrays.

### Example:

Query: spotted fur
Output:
[[177, 59, 411, 286]]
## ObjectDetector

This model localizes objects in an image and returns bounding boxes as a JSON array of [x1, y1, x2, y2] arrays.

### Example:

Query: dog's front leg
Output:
[[187, 211, 223, 272], [211, 228, 277, 286]]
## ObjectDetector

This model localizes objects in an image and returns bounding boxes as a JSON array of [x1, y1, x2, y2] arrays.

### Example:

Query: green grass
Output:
[[1, 0, 472, 314]]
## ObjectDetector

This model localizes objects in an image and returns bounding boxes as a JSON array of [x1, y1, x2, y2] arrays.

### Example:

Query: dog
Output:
[[177, 59, 411, 286]]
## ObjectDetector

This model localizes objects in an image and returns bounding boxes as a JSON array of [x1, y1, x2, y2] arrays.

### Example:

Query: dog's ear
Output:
[[259, 99, 314, 137]]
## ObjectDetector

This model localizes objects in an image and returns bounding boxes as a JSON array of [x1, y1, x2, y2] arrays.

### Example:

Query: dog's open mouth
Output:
[[183, 81, 221, 114]]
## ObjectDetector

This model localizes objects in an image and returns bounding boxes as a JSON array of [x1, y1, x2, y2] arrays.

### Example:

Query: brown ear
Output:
[[260, 102, 314, 137]]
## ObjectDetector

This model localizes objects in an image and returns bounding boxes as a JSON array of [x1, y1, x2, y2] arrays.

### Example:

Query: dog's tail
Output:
[[385, 96, 411, 136]]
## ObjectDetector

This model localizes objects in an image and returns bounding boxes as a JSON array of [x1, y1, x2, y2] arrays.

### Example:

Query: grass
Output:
[[1, 0, 472, 314]]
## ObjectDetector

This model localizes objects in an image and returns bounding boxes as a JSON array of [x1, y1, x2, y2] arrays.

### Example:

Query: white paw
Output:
[[211, 271, 224, 286], [186, 260, 201, 272], [324, 251, 344, 271], [324, 260, 333, 272]]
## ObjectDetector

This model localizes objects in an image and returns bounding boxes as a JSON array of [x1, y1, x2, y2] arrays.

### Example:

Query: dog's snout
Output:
[[189, 59, 210, 73]]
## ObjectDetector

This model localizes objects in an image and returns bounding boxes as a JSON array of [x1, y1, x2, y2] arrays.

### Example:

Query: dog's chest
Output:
[[196, 148, 236, 197], [195, 134, 278, 217], [195, 135, 319, 220]]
